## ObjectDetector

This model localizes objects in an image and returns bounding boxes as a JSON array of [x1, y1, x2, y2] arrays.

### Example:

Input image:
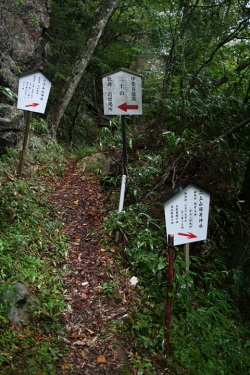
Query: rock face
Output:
[[0, 0, 51, 153], [0, 0, 51, 91], [0, 104, 25, 154]]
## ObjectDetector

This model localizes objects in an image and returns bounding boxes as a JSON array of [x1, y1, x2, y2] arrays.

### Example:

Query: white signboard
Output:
[[102, 69, 142, 115], [162, 184, 210, 246], [17, 70, 51, 114]]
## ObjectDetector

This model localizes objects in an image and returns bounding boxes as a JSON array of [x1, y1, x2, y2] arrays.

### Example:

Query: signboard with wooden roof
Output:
[[159, 182, 210, 246], [17, 70, 51, 114], [102, 68, 142, 116]]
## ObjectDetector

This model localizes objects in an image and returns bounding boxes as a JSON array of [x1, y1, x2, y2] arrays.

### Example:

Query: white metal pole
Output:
[[118, 175, 127, 212]]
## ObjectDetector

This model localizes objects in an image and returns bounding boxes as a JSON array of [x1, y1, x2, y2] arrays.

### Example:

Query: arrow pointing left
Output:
[[25, 103, 39, 108], [118, 102, 139, 112]]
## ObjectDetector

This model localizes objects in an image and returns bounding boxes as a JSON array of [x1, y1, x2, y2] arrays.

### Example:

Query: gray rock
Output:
[[0, 104, 25, 154], [0, 282, 38, 325], [80, 152, 106, 173], [0, 104, 25, 130]]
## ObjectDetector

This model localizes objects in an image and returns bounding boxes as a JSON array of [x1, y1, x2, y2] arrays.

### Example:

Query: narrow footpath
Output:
[[46, 157, 130, 375]]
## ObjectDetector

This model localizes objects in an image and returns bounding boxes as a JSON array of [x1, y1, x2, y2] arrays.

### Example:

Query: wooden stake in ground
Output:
[[18, 111, 32, 176], [184, 243, 190, 293], [166, 234, 175, 356]]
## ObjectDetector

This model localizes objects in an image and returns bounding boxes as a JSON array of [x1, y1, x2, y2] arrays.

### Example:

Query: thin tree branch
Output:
[[216, 58, 250, 87], [213, 117, 250, 142], [191, 17, 250, 87]]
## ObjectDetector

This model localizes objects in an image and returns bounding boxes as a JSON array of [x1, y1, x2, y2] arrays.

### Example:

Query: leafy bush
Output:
[[171, 257, 250, 375], [105, 204, 166, 280], [105, 202, 250, 375]]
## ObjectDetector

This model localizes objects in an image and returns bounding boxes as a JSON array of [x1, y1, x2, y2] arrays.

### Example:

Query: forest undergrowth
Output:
[[0, 127, 250, 374]]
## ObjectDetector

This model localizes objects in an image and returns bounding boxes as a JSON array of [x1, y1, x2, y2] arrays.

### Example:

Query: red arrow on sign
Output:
[[25, 103, 39, 108], [178, 232, 197, 239], [118, 102, 139, 112]]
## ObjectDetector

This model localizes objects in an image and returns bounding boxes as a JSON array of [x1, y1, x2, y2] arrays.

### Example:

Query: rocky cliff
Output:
[[0, 0, 51, 154]]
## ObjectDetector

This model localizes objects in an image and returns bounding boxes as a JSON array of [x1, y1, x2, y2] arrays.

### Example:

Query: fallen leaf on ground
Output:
[[61, 361, 70, 370], [73, 340, 87, 346], [82, 293, 87, 300], [97, 355, 107, 363]]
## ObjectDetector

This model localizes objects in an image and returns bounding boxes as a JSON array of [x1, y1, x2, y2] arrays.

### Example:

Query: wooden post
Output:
[[184, 243, 189, 272], [166, 234, 175, 356], [184, 243, 190, 293], [18, 111, 32, 176]]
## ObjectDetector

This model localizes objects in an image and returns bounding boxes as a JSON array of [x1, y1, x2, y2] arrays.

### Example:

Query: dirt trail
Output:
[[46, 157, 130, 375]]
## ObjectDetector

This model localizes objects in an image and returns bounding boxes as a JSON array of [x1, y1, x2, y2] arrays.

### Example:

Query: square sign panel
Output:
[[102, 68, 142, 116], [17, 70, 51, 114], [160, 183, 210, 246]]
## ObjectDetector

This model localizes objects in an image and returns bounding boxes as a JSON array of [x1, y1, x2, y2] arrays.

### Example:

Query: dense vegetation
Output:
[[1, 0, 250, 374], [0, 140, 69, 374]]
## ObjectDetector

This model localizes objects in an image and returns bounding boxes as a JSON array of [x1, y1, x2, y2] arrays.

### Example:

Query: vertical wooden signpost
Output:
[[102, 68, 142, 211], [159, 182, 210, 355], [17, 70, 51, 175], [166, 233, 174, 356]]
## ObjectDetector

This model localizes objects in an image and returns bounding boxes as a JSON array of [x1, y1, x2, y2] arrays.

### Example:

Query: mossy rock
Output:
[[79, 152, 106, 173]]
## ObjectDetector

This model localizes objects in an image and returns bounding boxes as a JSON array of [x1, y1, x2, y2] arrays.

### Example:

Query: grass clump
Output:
[[0, 143, 69, 374]]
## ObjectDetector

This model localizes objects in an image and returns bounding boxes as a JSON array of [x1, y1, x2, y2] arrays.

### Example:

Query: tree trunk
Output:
[[46, 0, 120, 137]]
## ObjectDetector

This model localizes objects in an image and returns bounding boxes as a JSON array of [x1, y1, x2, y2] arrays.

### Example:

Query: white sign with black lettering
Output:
[[102, 68, 142, 116], [162, 184, 210, 246], [17, 70, 51, 114]]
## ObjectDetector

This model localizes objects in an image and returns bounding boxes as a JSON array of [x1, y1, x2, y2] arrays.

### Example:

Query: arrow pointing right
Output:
[[178, 232, 197, 239], [25, 103, 39, 108]]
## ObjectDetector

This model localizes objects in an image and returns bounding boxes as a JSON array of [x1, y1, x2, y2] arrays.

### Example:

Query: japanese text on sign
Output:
[[21, 74, 47, 101], [17, 70, 51, 114], [102, 69, 142, 115], [168, 191, 206, 229], [162, 184, 210, 246]]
